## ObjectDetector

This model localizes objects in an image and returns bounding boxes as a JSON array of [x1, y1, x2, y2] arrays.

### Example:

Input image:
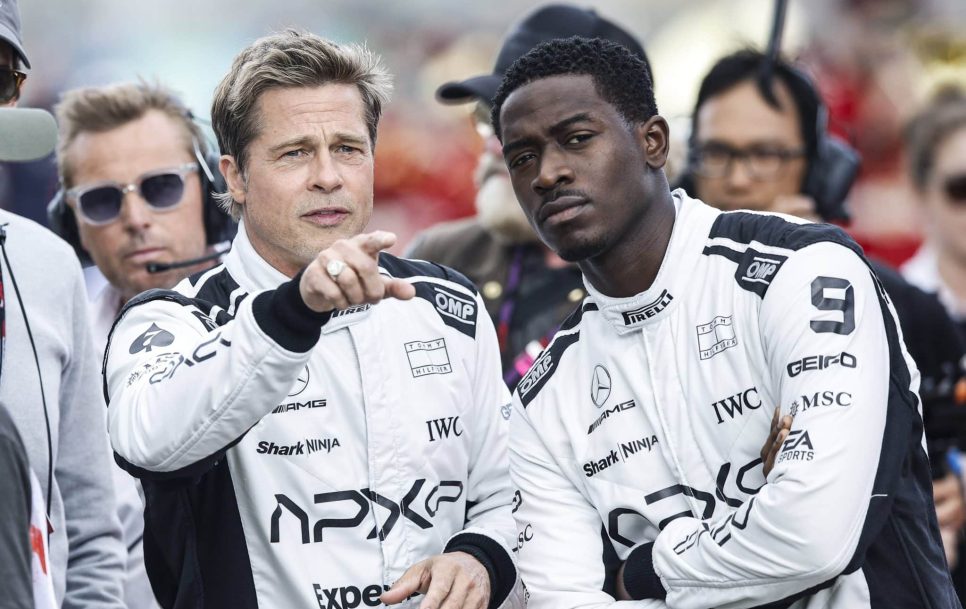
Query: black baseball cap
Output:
[[436, 3, 646, 106], [0, 0, 29, 68]]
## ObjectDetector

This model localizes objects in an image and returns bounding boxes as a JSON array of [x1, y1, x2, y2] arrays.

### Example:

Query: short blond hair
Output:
[[211, 30, 392, 219], [55, 81, 204, 189]]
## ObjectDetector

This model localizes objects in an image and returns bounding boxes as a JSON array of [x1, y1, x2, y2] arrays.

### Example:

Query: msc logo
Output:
[[514, 524, 534, 553], [518, 353, 552, 398], [791, 390, 852, 416], [587, 400, 636, 434], [786, 352, 857, 377], [741, 256, 780, 285], [433, 286, 476, 326], [777, 429, 815, 463], [622, 290, 673, 326], [711, 387, 761, 424], [590, 365, 612, 408], [271, 478, 462, 544]]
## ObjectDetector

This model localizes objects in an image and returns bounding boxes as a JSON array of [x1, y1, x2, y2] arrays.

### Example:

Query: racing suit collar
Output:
[[223, 221, 374, 331], [583, 190, 708, 334], [223, 219, 292, 292]]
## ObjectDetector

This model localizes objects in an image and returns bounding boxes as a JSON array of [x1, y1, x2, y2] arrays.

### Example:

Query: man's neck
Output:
[[579, 190, 676, 298]]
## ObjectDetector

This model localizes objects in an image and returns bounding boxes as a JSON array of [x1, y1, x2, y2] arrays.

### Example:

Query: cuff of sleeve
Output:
[[444, 532, 516, 609], [623, 542, 667, 601], [251, 269, 333, 353]]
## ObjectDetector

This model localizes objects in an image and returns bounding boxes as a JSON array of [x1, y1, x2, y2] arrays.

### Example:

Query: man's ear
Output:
[[636, 116, 670, 170], [219, 155, 247, 206]]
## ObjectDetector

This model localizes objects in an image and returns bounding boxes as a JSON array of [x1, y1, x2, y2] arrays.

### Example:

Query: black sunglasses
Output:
[[67, 163, 198, 226], [943, 173, 966, 205], [0, 68, 26, 104]]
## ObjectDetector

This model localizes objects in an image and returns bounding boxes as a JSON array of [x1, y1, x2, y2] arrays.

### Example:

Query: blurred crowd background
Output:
[[4, 0, 966, 265]]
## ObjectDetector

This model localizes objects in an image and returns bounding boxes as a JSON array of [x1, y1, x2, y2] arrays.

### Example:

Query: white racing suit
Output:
[[104, 226, 520, 609], [510, 193, 959, 609]]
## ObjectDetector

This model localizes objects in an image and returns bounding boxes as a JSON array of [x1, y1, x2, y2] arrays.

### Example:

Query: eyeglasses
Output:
[[0, 68, 26, 104], [692, 143, 806, 180], [942, 173, 966, 206], [67, 163, 198, 226]]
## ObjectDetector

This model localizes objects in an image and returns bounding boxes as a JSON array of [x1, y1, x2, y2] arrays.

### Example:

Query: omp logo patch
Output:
[[741, 256, 781, 285], [518, 352, 552, 398], [432, 285, 476, 326], [129, 323, 175, 354], [404, 338, 452, 377]]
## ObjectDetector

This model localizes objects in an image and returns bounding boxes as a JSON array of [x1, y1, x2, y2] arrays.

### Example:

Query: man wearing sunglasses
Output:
[[50, 81, 237, 609], [0, 1, 126, 608], [53, 82, 228, 360]]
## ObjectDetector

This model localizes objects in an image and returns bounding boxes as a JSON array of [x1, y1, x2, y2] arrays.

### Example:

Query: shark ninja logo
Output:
[[129, 323, 175, 354]]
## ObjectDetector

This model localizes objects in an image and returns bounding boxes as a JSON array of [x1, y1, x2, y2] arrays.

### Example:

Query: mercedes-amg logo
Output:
[[288, 366, 310, 397], [590, 365, 612, 408]]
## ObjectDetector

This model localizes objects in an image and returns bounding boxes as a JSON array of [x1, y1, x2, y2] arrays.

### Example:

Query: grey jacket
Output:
[[0, 209, 124, 608]]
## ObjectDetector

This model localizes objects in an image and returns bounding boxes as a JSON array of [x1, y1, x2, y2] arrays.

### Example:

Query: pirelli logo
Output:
[[622, 290, 673, 326]]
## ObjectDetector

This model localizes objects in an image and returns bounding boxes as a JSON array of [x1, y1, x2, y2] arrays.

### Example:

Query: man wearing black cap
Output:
[[407, 4, 649, 391], [0, 2, 125, 608]]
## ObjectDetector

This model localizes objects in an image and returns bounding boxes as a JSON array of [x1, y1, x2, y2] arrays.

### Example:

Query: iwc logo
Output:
[[590, 365, 612, 408]]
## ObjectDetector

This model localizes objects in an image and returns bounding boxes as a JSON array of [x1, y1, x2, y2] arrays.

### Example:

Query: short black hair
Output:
[[691, 49, 821, 163], [491, 36, 658, 140]]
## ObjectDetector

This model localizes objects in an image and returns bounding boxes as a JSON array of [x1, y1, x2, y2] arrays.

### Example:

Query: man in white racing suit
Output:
[[491, 37, 958, 608], [103, 31, 519, 609]]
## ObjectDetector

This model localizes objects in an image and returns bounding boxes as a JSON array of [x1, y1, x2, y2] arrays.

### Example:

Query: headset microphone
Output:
[[146, 247, 229, 274]]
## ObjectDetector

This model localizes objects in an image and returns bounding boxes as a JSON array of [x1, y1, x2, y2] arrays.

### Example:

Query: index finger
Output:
[[352, 231, 397, 256]]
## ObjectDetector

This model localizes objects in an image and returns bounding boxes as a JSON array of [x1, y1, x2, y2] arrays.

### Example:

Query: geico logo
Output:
[[799, 390, 852, 412], [312, 583, 416, 609], [786, 352, 857, 377], [518, 354, 552, 397], [710, 387, 761, 424], [272, 399, 327, 414], [271, 479, 463, 544], [513, 524, 534, 552], [587, 400, 636, 434], [433, 288, 475, 323]]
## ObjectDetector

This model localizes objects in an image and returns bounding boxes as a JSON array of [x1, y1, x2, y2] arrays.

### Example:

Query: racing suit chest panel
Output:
[[554, 263, 778, 555], [227, 297, 479, 608]]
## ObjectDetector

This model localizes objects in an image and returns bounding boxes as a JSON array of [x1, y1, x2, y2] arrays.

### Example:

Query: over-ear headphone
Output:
[[783, 66, 860, 222], [47, 136, 236, 265]]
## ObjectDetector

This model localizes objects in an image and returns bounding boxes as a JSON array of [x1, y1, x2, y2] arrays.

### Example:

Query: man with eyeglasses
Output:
[[684, 49, 966, 590], [0, 1, 126, 608], [407, 4, 646, 391], [48, 81, 238, 609]]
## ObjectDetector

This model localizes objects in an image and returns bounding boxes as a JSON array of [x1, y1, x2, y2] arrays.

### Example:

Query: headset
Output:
[[677, 0, 860, 222], [47, 129, 236, 267]]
